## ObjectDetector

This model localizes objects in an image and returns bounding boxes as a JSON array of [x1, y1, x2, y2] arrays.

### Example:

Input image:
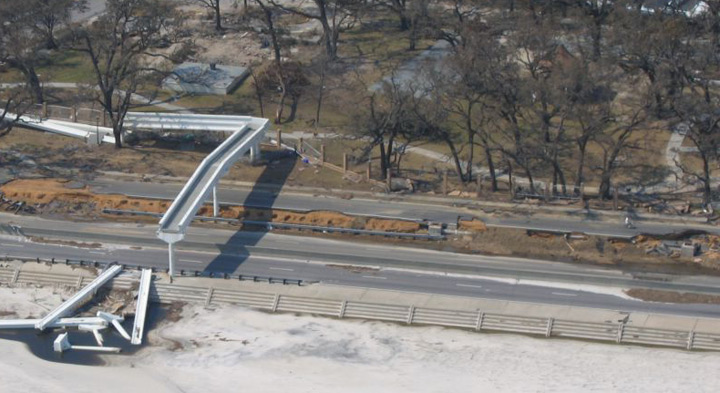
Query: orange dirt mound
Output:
[[458, 219, 487, 232], [366, 218, 420, 233], [1, 178, 422, 233]]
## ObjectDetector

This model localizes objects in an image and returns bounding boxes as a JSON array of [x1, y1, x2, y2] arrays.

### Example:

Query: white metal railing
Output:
[[2, 266, 719, 351]]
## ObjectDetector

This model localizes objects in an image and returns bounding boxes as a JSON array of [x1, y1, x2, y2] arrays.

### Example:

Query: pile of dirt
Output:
[[458, 219, 487, 232], [1, 178, 422, 233], [1, 178, 171, 215], [365, 218, 420, 233]]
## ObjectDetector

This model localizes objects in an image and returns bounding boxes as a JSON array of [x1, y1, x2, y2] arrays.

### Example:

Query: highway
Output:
[[3, 214, 720, 319], [88, 177, 718, 238]]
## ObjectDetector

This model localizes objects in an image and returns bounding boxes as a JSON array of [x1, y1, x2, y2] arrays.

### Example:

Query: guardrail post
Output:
[[343, 153, 348, 173], [42, 102, 48, 118], [406, 305, 415, 324], [687, 331, 695, 350], [204, 288, 214, 307], [320, 144, 325, 164], [299, 137, 304, 154], [338, 300, 347, 318], [475, 311, 485, 331], [616, 323, 625, 343], [11, 269, 20, 284], [276, 129, 282, 148], [71, 107, 77, 122], [271, 294, 280, 312], [545, 318, 554, 337], [366, 161, 372, 180]]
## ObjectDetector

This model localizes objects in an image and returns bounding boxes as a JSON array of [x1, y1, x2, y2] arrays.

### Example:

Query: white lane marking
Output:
[[180, 259, 204, 264], [1, 243, 24, 248], [269, 267, 294, 272], [88, 251, 107, 255], [551, 292, 578, 297], [456, 283, 483, 289], [362, 275, 387, 280]]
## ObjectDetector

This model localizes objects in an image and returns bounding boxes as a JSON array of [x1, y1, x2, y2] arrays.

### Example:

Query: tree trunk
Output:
[[315, 61, 327, 128], [275, 87, 287, 124], [288, 95, 299, 123], [379, 142, 388, 179], [399, 14, 410, 30], [26, 67, 44, 104], [466, 132, 474, 182], [702, 152, 712, 207], [111, 117, 123, 148], [575, 142, 587, 193], [214, 1, 223, 31], [592, 20, 602, 60], [485, 146, 498, 192], [599, 170, 612, 199], [250, 69, 265, 117], [318, 12, 337, 59]]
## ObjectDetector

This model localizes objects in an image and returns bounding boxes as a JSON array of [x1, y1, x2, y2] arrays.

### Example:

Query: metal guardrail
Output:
[[1, 256, 305, 286], [102, 208, 443, 240], [1, 264, 720, 351]]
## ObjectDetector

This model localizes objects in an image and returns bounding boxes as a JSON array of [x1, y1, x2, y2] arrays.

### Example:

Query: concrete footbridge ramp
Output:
[[125, 113, 270, 276]]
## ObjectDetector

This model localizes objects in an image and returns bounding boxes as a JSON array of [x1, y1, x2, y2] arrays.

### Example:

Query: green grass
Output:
[[37, 51, 95, 83]]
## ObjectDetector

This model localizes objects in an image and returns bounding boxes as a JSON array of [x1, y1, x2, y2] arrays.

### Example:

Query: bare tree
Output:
[[353, 76, 417, 179], [267, 0, 362, 60], [575, 0, 614, 60], [670, 40, 720, 207], [614, 8, 695, 117], [0, 87, 32, 137], [195, 0, 224, 31], [0, 0, 47, 103], [595, 103, 647, 199], [72, 0, 180, 148], [254, 61, 309, 124], [32, 0, 88, 49], [375, 0, 410, 30]]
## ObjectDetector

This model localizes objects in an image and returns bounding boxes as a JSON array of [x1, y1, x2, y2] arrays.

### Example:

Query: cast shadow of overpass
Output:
[[202, 148, 298, 276]]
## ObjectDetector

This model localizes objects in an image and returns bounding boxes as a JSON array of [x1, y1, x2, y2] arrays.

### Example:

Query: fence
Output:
[[1, 264, 719, 351]]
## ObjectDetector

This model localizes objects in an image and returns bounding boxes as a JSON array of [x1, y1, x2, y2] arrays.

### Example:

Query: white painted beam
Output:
[[131, 269, 153, 345], [35, 264, 123, 331]]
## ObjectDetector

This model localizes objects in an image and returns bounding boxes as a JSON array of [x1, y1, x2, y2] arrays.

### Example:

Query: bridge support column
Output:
[[250, 143, 260, 163], [168, 242, 176, 278], [212, 186, 219, 217]]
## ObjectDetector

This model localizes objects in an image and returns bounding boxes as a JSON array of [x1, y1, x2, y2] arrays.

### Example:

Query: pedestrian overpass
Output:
[[7, 109, 270, 276]]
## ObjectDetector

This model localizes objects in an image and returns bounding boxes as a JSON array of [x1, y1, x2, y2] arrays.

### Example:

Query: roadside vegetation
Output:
[[1, 0, 719, 208]]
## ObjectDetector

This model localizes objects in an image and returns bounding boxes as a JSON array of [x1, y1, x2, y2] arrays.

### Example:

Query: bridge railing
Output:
[[2, 263, 719, 351]]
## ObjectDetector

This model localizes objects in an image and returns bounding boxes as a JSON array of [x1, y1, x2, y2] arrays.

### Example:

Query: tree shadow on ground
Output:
[[203, 148, 297, 275]]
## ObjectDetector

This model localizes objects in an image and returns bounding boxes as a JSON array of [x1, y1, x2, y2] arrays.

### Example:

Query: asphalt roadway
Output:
[[3, 214, 720, 319], [88, 178, 719, 238]]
